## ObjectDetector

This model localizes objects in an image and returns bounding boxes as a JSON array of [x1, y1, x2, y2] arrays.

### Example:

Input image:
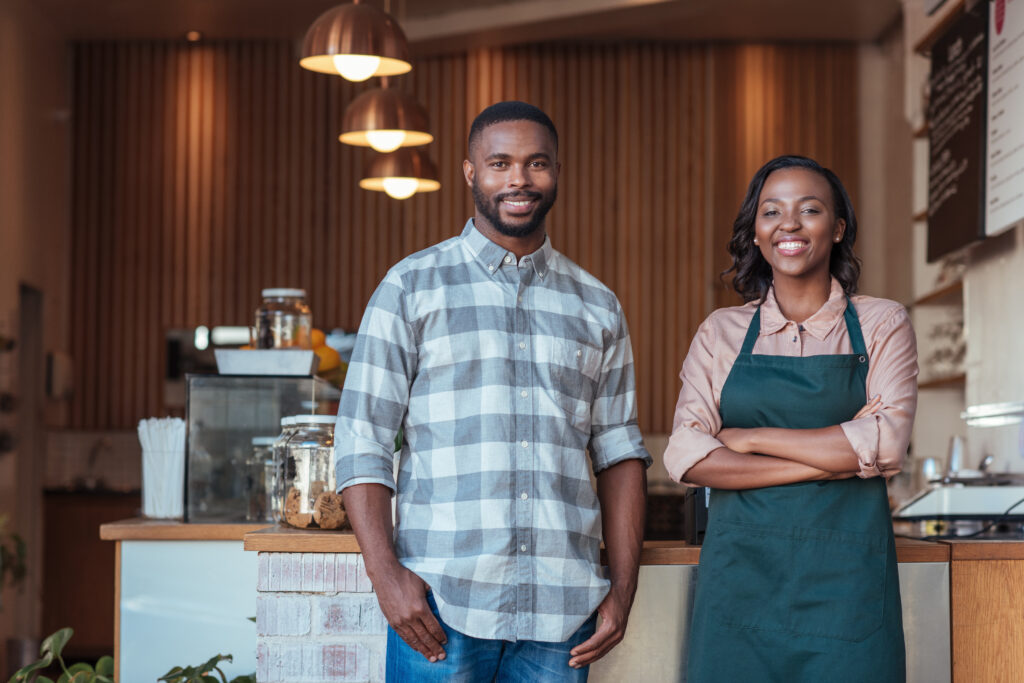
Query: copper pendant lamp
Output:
[[359, 148, 441, 199], [300, 0, 412, 82], [340, 87, 434, 153]]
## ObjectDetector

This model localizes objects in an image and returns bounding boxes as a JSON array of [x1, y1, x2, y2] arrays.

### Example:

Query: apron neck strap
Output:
[[843, 297, 868, 357], [739, 307, 762, 355], [739, 296, 868, 358]]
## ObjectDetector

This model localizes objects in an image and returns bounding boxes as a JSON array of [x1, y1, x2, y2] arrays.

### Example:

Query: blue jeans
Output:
[[385, 593, 598, 682]]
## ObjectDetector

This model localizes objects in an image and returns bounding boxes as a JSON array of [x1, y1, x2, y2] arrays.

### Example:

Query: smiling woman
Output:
[[663, 155, 918, 682]]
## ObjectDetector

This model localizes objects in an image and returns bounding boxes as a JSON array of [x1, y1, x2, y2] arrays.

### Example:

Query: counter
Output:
[[103, 520, 1024, 683], [243, 530, 951, 683], [100, 519, 270, 682]]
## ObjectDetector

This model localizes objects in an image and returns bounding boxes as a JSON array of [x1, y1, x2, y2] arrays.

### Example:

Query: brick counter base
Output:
[[257, 553, 387, 683]]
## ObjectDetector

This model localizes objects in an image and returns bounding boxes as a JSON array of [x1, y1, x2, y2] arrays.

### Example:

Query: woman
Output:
[[663, 155, 917, 682]]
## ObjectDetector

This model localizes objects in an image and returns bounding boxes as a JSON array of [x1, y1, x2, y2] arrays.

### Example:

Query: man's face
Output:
[[464, 120, 559, 238]]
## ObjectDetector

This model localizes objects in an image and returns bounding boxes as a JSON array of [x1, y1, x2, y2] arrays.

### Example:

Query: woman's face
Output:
[[753, 167, 845, 286]]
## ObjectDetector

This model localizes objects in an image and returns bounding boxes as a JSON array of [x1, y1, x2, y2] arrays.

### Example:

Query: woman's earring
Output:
[[753, 238, 759, 245]]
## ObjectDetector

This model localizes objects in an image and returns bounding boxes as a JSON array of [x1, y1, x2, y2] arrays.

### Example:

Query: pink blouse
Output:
[[663, 278, 918, 484]]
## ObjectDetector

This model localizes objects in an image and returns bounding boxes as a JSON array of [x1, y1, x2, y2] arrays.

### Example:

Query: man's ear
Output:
[[463, 159, 474, 188]]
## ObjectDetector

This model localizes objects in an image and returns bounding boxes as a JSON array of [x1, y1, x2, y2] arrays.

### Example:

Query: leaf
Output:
[[201, 677, 220, 683], [11, 653, 54, 681], [57, 673, 70, 683], [95, 656, 114, 677], [41, 628, 74, 658], [157, 665, 186, 682], [68, 672, 96, 683], [246, 616, 256, 623], [95, 676, 114, 683], [198, 654, 232, 673], [67, 663, 94, 675], [229, 675, 257, 683], [36, 677, 56, 683]]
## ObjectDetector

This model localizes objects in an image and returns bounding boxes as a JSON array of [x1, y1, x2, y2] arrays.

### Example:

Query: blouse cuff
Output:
[[662, 427, 725, 487], [840, 417, 883, 478]]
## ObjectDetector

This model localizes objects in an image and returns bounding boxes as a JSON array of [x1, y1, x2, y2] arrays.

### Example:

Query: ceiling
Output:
[[29, 0, 902, 50]]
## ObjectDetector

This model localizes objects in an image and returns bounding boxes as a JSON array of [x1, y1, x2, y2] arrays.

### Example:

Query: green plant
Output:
[[0, 514, 28, 596], [8, 628, 113, 683], [159, 655, 254, 683]]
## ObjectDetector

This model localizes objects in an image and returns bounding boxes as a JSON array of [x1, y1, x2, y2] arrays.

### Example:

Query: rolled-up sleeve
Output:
[[588, 300, 652, 473], [840, 306, 918, 478], [335, 270, 417, 494], [663, 317, 728, 485]]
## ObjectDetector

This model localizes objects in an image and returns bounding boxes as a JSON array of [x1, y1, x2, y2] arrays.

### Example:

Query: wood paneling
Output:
[[951, 559, 1024, 682], [69, 41, 857, 434], [710, 44, 861, 309]]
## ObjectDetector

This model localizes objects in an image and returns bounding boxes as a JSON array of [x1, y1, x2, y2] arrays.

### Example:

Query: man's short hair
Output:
[[467, 101, 558, 156]]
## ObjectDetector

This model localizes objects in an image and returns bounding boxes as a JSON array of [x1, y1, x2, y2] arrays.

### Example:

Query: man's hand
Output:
[[372, 563, 447, 662], [568, 587, 632, 669]]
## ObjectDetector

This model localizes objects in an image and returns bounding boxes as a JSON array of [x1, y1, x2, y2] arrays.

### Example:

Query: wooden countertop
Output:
[[944, 539, 1024, 561], [242, 528, 950, 564], [100, 518, 270, 541]]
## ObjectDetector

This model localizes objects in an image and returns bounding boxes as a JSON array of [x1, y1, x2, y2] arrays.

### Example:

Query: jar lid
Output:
[[261, 288, 306, 298], [292, 414, 337, 425], [251, 436, 277, 446], [280, 416, 296, 427]]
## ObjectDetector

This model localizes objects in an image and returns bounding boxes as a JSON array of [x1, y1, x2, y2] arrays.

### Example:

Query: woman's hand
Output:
[[853, 394, 882, 419], [718, 396, 882, 454], [718, 428, 755, 454]]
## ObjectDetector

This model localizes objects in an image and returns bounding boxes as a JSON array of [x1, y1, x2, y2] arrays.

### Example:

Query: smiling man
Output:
[[335, 101, 650, 682]]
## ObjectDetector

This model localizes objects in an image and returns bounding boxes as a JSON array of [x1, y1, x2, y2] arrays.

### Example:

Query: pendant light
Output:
[[340, 86, 434, 153], [359, 148, 441, 200], [300, 0, 412, 82]]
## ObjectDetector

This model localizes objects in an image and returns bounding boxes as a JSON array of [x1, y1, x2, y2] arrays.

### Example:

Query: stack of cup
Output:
[[138, 417, 187, 519]]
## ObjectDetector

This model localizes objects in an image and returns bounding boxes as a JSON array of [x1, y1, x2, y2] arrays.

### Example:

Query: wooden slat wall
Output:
[[69, 40, 856, 433], [709, 44, 861, 309]]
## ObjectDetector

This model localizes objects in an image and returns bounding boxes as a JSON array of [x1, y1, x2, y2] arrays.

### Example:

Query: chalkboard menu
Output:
[[927, 3, 989, 262]]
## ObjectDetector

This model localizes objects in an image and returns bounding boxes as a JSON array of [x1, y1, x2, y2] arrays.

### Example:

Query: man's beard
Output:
[[472, 180, 557, 238]]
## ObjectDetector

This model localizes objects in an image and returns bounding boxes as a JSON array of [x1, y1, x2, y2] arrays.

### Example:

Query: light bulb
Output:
[[332, 54, 381, 82], [382, 177, 419, 199], [365, 130, 408, 153]]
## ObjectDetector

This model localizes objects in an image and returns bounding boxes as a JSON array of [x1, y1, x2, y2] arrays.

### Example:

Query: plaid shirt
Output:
[[336, 219, 650, 642]]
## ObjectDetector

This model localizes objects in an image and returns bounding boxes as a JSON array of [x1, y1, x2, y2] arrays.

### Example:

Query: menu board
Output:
[[986, 0, 1024, 236], [927, 3, 989, 262]]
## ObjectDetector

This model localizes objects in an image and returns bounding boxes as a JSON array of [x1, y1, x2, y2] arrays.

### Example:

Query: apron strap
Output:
[[843, 297, 868, 358], [739, 297, 870, 361], [739, 307, 762, 356]]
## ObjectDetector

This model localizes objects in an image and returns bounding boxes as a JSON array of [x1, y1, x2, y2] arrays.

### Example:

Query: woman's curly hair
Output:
[[723, 155, 861, 303]]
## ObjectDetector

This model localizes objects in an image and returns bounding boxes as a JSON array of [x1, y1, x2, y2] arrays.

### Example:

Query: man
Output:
[[336, 101, 649, 682]]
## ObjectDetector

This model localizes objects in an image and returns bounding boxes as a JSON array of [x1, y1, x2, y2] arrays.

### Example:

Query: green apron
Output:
[[687, 300, 905, 682]]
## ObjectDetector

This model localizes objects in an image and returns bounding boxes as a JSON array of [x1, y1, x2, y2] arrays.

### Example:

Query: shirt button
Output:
[[518, 296, 523, 303], [576, 349, 582, 357], [504, 255, 513, 264], [520, 544, 527, 552], [521, 440, 528, 448], [792, 336, 797, 342], [519, 342, 526, 350], [488, 264, 494, 271], [521, 492, 528, 500], [520, 390, 528, 398]]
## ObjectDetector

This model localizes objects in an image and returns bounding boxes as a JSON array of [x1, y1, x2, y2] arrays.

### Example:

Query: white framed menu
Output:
[[986, 0, 1024, 236]]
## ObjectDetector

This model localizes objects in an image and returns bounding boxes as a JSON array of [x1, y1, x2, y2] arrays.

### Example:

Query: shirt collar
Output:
[[760, 277, 847, 340], [460, 218, 552, 279]]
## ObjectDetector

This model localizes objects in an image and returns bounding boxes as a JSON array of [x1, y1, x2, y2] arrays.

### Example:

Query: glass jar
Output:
[[271, 416, 299, 524], [253, 288, 313, 349], [247, 437, 277, 522], [281, 414, 345, 529]]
